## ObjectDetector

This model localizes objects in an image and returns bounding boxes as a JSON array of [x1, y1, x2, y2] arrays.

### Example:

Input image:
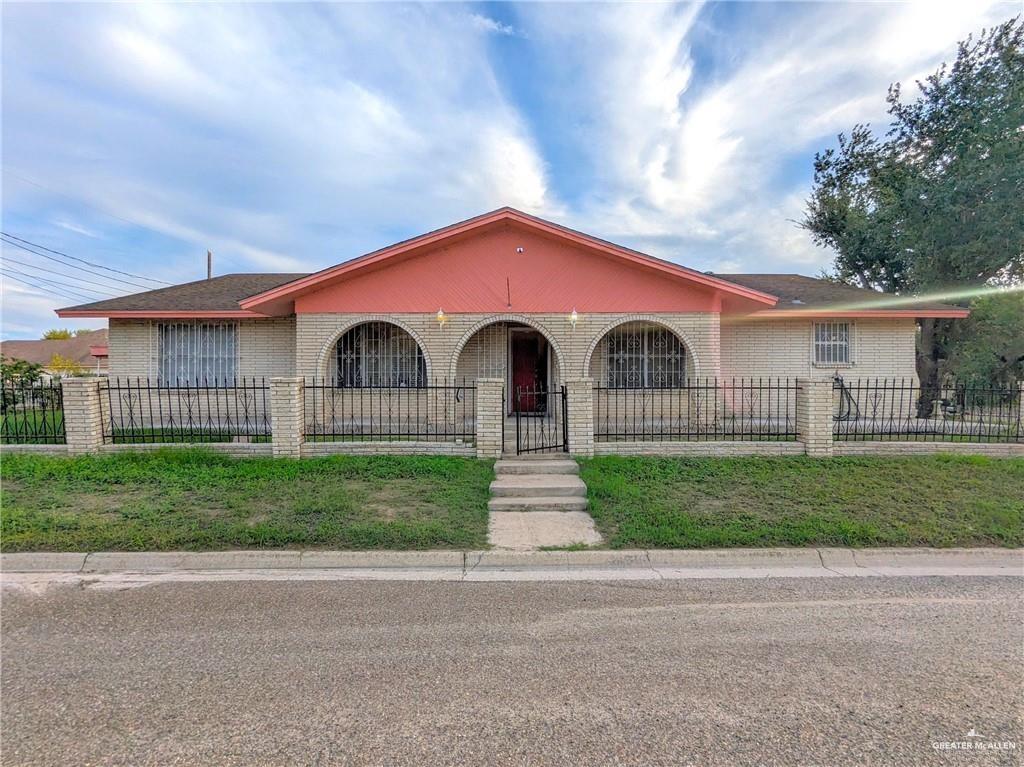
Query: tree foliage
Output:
[[47, 354, 85, 377], [0, 356, 43, 384], [802, 16, 1024, 385], [42, 329, 73, 340]]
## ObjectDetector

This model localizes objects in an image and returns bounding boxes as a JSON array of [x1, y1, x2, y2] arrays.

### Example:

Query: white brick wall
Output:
[[721, 318, 918, 381], [108, 318, 296, 379]]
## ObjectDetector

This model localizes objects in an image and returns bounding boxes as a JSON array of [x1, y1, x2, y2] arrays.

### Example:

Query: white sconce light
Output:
[[569, 307, 579, 330], [437, 308, 447, 328]]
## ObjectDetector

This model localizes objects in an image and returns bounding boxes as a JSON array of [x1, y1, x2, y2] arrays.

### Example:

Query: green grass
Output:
[[0, 449, 493, 552], [2, 409, 65, 443], [579, 454, 1024, 549]]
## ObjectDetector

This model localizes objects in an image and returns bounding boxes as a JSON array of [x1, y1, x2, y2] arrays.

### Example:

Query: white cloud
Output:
[[469, 13, 519, 37]]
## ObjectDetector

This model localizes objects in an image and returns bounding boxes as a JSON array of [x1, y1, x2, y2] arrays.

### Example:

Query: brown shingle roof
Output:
[[716, 274, 964, 313], [57, 274, 308, 313], [0, 329, 109, 369]]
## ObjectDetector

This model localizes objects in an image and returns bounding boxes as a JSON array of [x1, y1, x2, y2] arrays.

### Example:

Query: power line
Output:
[[0, 271, 92, 303], [0, 231, 173, 285], [0, 266, 113, 299], [2, 169, 184, 252], [0, 236, 161, 291], [0, 256, 131, 295]]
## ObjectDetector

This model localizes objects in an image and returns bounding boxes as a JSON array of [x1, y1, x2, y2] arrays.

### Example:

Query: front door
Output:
[[511, 332, 547, 413]]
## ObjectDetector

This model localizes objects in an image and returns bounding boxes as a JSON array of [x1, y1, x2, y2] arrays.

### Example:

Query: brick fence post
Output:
[[62, 377, 104, 455], [564, 378, 594, 458], [797, 377, 834, 458], [270, 377, 304, 458], [475, 378, 504, 459]]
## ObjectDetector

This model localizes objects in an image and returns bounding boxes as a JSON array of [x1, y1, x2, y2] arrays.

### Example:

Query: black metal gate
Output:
[[514, 384, 568, 455]]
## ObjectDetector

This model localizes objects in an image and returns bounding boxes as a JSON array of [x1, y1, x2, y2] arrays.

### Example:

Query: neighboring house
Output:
[[56, 208, 966, 405], [0, 329, 109, 376]]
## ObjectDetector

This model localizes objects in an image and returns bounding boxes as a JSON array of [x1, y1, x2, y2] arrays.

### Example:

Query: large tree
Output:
[[802, 16, 1024, 398]]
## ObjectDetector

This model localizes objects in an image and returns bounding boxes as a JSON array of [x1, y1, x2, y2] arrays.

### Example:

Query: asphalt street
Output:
[[2, 576, 1021, 766]]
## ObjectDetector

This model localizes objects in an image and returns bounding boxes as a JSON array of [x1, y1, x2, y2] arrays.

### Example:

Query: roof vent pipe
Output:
[[207, 250, 213, 280]]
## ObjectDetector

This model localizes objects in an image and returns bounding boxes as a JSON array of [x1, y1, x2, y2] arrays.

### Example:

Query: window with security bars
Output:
[[605, 323, 686, 387], [336, 322, 427, 387], [158, 322, 238, 384], [813, 321, 851, 365]]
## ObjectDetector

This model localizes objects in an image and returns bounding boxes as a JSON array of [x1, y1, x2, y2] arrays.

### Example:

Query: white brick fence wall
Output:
[[6, 377, 1020, 459]]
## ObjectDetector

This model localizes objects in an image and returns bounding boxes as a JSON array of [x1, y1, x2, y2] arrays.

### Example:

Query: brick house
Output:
[[55, 208, 970, 455]]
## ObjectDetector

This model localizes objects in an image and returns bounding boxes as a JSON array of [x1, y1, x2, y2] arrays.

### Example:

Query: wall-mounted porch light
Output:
[[569, 307, 579, 330], [437, 308, 447, 328]]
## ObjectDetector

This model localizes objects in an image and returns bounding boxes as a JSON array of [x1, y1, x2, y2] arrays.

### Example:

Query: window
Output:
[[336, 322, 426, 387], [813, 321, 851, 365], [158, 322, 238, 384], [606, 323, 686, 387]]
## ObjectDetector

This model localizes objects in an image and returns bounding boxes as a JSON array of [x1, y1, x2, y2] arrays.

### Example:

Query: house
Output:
[[55, 208, 967, 398], [0, 329, 109, 376]]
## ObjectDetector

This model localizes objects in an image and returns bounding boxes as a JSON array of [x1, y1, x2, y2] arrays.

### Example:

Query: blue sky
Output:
[[1, 1, 1016, 338]]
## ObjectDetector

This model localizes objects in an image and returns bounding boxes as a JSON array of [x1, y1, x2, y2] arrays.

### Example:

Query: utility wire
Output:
[[0, 265, 115, 298], [2, 169, 182, 249], [0, 271, 93, 303], [0, 264, 118, 296], [0, 256, 131, 295], [0, 231, 172, 285], [0, 236, 161, 291]]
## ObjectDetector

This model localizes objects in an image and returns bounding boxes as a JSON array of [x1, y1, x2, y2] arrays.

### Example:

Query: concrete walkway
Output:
[[486, 456, 602, 549], [2, 548, 1021, 588]]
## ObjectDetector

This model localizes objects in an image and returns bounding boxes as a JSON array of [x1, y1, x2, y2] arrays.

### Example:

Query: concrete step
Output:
[[490, 475, 587, 498], [488, 496, 589, 512], [494, 459, 579, 476]]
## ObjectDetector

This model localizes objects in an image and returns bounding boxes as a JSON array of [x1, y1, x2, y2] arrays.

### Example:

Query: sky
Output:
[[1, 0, 1017, 339]]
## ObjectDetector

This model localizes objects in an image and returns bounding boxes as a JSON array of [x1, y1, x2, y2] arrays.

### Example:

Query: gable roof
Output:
[[237, 207, 779, 313], [52, 210, 969, 319], [0, 329, 109, 368]]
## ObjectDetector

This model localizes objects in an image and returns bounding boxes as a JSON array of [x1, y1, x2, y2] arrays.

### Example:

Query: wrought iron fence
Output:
[[514, 384, 568, 454], [833, 377, 1023, 442], [303, 379, 475, 442], [1, 376, 65, 444], [102, 378, 270, 443], [594, 378, 798, 441]]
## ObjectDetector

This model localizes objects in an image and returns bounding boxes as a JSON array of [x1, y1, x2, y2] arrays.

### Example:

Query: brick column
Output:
[[270, 377, 304, 458], [475, 378, 504, 459], [62, 377, 104, 455], [564, 378, 594, 457], [797, 377, 834, 458]]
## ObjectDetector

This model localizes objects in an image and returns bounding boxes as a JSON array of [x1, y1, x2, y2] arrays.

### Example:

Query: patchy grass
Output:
[[0, 449, 493, 551], [579, 454, 1024, 549]]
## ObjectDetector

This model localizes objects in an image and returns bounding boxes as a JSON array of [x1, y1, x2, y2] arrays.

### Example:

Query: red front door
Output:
[[511, 333, 547, 413]]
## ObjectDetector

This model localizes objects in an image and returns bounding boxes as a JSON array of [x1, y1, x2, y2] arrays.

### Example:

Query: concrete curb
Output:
[[2, 547, 1021, 576]]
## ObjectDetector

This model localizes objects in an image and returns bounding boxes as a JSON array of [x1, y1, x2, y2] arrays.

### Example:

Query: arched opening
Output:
[[588, 320, 689, 387], [454, 319, 562, 415], [328, 321, 427, 386]]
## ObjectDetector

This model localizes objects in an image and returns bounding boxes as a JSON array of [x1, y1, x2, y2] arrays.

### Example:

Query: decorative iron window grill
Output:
[[335, 322, 427, 387], [814, 321, 850, 365], [158, 322, 238, 384], [605, 322, 686, 388]]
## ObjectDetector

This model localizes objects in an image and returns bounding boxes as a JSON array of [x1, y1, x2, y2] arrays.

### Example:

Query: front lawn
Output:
[[580, 454, 1024, 549], [0, 450, 492, 551]]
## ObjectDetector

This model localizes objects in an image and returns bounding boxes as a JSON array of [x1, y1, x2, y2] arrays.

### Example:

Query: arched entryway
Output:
[[452, 316, 564, 415]]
